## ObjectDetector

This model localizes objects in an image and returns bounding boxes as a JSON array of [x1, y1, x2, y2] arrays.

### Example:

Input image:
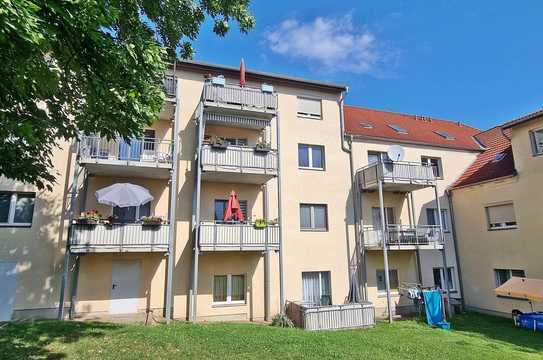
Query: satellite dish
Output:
[[387, 145, 405, 162]]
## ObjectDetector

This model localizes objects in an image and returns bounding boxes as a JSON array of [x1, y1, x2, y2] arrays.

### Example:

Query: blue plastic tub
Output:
[[517, 312, 543, 332]]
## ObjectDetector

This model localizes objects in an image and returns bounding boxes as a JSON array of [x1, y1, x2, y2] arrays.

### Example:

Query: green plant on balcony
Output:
[[141, 216, 163, 226], [254, 219, 268, 229], [75, 209, 103, 225], [211, 136, 228, 149], [255, 141, 271, 153]]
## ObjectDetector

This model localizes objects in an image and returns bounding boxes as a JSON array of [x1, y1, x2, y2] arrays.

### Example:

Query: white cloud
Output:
[[265, 14, 396, 75]]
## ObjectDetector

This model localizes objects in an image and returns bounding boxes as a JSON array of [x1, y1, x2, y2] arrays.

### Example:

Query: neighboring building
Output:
[[451, 109, 543, 316], [344, 106, 481, 317]]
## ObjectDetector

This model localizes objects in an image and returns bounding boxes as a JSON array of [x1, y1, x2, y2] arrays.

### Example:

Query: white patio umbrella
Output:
[[95, 183, 153, 208]]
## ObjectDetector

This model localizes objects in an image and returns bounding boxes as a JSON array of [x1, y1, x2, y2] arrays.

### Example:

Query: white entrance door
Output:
[[0, 261, 18, 321], [109, 260, 140, 314]]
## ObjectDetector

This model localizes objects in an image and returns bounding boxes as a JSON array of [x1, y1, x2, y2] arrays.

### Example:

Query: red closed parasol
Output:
[[223, 190, 244, 222]]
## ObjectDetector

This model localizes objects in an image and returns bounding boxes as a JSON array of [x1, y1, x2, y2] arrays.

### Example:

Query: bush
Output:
[[271, 313, 294, 328]]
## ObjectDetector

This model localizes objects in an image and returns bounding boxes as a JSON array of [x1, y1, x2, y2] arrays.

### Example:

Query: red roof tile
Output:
[[344, 106, 483, 151], [450, 126, 516, 189]]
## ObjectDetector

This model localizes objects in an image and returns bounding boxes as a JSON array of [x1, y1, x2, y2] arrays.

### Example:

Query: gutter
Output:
[[445, 190, 466, 309], [349, 134, 483, 153]]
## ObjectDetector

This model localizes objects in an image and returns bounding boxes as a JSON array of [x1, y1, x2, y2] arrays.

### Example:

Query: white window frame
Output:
[[212, 274, 246, 305], [421, 156, 444, 179], [494, 269, 526, 287], [427, 208, 449, 232], [298, 144, 325, 170], [433, 267, 457, 292], [485, 203, 517, 230], [0, 192, 35, 227], [529, 127, 543, 156], [302, 271, 332, 305], [300, 204, 328, 231], [297, 96, 322, 119]]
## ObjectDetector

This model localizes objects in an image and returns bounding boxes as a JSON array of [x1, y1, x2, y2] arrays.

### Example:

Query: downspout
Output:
[[446, 189, 466, 309]]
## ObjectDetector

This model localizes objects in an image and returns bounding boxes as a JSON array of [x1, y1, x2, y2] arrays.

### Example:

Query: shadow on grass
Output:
[[448, 312, 543, 354], [0, 320, 120, 359]]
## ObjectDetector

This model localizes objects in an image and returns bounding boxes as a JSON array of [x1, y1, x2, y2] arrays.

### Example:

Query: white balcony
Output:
[[70, 223, 169, 253], [201, 144, 278, 184], [362, 225, 444, 250], [204, 111, 271, 130], [202, 82, 277, 117], [199, 222, 280, 251], [79, 136, 172, 179], [357, 161, 436, 192]]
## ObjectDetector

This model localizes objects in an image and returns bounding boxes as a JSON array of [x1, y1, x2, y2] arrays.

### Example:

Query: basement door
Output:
[[109, 260, 140, 314], [0, 261, 17, 321]]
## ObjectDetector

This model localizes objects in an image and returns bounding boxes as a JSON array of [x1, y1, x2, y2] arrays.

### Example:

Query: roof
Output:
[[450, 126, 516, 189], [344, 105, 483, 151], [172, 60, 348, 92], [502, 108, 543, 129]]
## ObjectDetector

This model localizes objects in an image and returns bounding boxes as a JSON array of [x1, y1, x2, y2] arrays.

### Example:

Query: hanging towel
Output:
[[422, 290, 450, 330]]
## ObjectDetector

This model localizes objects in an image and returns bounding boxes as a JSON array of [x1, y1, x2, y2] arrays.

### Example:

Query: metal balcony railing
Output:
[[201, 144, 278, 175], [70, 223, 169, 253], [362, 224, 443, 249], [203, 82, 277, 112], [358, 161, 436, 190], [199, 221, 280, 251], [79, 136, 173, 166]]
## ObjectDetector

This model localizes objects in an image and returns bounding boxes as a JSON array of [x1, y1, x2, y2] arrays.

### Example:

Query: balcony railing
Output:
[[201, 144, 278, 175], [204, 112, 271, 129], [362, 225, 443, 249], [199, 221, 280, 251], [203, 82, 277, 112], [357, 161, 436, 191], [79, 136, 173, 167], [70, 223, 169, 253], [163, 75, 176, 97]]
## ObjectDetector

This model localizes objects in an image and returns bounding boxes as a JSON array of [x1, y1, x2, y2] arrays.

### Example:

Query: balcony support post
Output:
[[277, 112, 285, 314], [408, 192, 423, 284], [434, 185, 452, 317], [68, 255, 80, 320], [165, 73, 180, 323], [263, 184, 271, 321], [190, 102, 204, 323], [378, 180, 393, 323]]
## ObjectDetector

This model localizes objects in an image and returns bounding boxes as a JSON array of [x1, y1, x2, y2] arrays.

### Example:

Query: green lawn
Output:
[[1, 313, 542, 359]]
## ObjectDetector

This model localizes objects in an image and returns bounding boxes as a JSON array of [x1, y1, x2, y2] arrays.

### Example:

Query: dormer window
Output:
[[388, 124, 408, 134], [434, 130, 456, 140]]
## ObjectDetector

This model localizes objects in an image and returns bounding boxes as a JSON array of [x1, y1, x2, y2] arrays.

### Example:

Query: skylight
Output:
[[434, 130, 456, 140], [492, 152, 507, 163], [359, 122, 373, 129], [388, 124, 408, 134]]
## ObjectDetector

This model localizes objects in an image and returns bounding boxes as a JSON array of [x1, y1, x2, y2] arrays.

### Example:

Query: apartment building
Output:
[[344, 106, 481, 317], [450, 109, 543, 316]]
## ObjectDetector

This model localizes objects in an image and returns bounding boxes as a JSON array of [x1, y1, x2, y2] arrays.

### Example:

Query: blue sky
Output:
[[192, 1, 542, 129]]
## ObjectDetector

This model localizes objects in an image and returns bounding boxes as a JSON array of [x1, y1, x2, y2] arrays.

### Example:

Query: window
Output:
[[388, 124, 408, 134], [372, 207, 395, 228], [433, 267, 456, 292], [376, 269, 399, 293], [426, 208, 449, 231], [297, 97, 322, 119], [298, 144, 325, 169], [113, 202, 151, 223], [300, 204, 328, 231], [485, 203, 517, 230], [494, 269, 525, 287], [434, 130, 456, 140], [421, 156, 443, 178], [143, 129, 156, 151], [360, 122, 373, 129], [213, 274, 245, 304], [0, 192, 35, 226], [225, 138, 248, 146], [529, 128, 543, 155], [302, 271, 331, 305], [214, 199, 248, 222], [368, 151, 391, 164]]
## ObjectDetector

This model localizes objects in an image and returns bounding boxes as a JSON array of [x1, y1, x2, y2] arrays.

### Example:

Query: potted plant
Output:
[[254, 219, 268, 229], [141, 216, 163, 226], [75, 209, 102, 225], [211, 136, 228, 149], [268, 218, 278, 226], [102, 214, 119, 226], [255, 141, 272, 153]]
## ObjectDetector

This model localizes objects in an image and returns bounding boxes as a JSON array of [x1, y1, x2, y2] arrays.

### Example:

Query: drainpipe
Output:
[[446, 190, 466, 309]]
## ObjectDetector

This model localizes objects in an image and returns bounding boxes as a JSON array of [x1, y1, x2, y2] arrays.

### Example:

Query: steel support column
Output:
[[378, 180, 393, 323], [434, 185, 453, 317]]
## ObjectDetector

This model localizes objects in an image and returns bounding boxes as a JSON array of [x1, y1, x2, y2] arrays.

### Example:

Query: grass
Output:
[[1, 312, 542, 359]]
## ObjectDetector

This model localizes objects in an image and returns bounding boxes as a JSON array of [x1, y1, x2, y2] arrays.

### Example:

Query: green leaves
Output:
[[0, 0, 254, 189]]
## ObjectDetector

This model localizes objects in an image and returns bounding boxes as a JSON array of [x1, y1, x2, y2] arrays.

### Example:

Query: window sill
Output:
[[297, 114, 322, 120], [298, 166, 325, 172], [300, 228, 328, 232], [488, 226, 518, 231], [212, 301, 246, 308], [378, 292, 400, 298], [0, 223, 32, 228]]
